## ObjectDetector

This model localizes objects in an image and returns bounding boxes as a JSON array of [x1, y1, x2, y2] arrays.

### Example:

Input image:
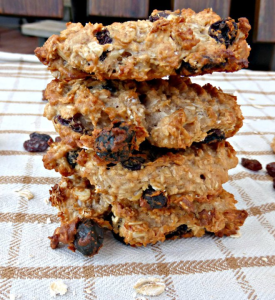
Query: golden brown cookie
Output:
[[43, 140, 238, 200], [49, 177, 247, 253], [35, 9, 250, 81], [44, 76, 243, 150]]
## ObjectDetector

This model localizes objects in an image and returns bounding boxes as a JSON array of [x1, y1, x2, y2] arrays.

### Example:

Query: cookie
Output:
[[43, 140, 238, 200], [44, 76, 243, 149], [111, 189, 248, 246], [49, 177, 247, 252], [35, 9, 250, 81]]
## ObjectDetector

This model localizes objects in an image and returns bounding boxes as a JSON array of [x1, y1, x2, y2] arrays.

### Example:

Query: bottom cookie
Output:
[[49, 177, 247, 255]]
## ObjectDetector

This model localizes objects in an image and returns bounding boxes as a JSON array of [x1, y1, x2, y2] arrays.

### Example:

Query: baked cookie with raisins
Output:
[[49, 177, 247, 254], [43, 139, 238, 201], [35, 9, 250, 81], [44, 76, 243, 150]]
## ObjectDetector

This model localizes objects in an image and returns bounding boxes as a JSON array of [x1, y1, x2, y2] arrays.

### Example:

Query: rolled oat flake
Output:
[[134, 277, 166, 296]]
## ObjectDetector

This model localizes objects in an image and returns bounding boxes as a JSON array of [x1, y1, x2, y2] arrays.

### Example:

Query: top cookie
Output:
[[35, 8, 251, 81]]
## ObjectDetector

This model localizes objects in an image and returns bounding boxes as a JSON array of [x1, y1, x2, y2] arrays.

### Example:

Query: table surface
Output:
[[0, 53, 274, 300]]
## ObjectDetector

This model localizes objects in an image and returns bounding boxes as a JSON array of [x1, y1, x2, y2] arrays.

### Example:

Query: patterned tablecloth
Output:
[[0, 51, 274, 300]]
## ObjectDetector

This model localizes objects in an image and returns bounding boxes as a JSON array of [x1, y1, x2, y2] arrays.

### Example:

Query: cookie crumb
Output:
[[230, 230, 242, 238], [261, 257, 268, 262], [252, 104, 263, 108], [85, 289, 92, 294], [248, 97, 255, 100], [44, 198, 50, 205], [15, 189, 34, 200], [50, 280, 68, 297], [134, 277, 166, 296]]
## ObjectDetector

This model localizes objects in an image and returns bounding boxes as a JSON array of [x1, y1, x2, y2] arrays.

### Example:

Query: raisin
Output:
[[23, 132, 52, 152], [176, 60, 196, 74], [201, 60, 227, 71], [55, 115, 72, 126], [55, 136, 62, 143], [66, 150, 80, 168], [209, 18, 238, 48], [23, 139, 49, 152], [96, 29, 112, 45], [149, 11, 169, 22], [70, 114, 85, 133], [102, 81, 116, 93], [70, 122, 84, 133], [30, 132, 51, 142], [122, 157, 145, 171], [139, 94, 147, 104], [202, 129, 225, 143], [241, 158, 262, 171], [99, 50, 110, 62], [55, 114, 85, 134], [112, 231, 128, 246], [142, 187, 167, 209], [166, 224, 189, 239], [266, 162, 275, 177], [74, 219, 104, 256], [94, 122, 136, 163]]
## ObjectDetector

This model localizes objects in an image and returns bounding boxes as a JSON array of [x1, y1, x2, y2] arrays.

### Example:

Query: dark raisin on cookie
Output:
[[55, 114, 85, 134], [166, 224, 190, 239], [176, 60, 197, 74], [102, 81, 116, 93], [209, 18, 238, 48], [142, 187, 167, 209], [24, 132, 52, 152], [66, 150, 80, 168], [99, 50, 110, 62], [202, 129, 226, 143], [266, 162, 275, 177], [241, 158, 262, 171], [55, 115, 72, 127], [122, 156, 145, 171], [149, 11, 169, 22], [96, 29, 112, 45], [112, 231, 129, 246], [201, 58, 227, 71], [74, 219, 104, 256], [94, 121, 136, 163]]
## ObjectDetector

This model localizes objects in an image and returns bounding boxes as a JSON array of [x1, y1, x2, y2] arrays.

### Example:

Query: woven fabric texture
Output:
[[0, 54, 274, 300]]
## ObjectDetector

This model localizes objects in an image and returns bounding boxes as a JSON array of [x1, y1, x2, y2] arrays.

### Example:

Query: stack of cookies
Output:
[[35, 9, 250, 256]]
